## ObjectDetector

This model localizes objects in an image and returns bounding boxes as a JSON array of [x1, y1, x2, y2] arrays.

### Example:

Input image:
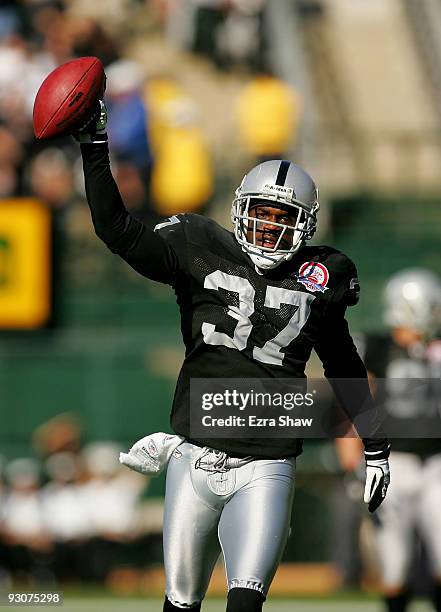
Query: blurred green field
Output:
[[1, 596, 433, 612]]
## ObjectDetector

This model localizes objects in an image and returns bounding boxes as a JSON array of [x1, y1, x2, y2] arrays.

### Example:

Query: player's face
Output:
[[247, 202, 297, 250]]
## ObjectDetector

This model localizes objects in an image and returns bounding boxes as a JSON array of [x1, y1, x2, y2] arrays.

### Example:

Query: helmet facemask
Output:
[[232, 192, 319, 270]]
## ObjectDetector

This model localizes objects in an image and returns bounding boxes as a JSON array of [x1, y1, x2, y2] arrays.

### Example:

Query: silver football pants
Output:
[[373, 452, 441, 587], [163, 442, 296, 608]]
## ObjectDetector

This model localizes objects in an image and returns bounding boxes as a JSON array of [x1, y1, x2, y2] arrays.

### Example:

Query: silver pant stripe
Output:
[[163, 442, 295, 608]]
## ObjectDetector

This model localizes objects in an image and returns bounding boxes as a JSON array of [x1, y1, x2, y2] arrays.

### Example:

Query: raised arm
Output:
[[78, 104, 184, 285]]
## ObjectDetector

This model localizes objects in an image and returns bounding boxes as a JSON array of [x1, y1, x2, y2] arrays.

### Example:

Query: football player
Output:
[[76, 101, 390, 612], [337, 269, 441, 612]]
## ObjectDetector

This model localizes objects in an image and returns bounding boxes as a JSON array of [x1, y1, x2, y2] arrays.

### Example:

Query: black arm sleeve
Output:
[[315, 307, 366, 379], [80, 142, 182, 285], [315, 305, 389, 455]]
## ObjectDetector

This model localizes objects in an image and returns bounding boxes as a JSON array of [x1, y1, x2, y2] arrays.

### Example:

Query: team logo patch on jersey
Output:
[[297, 262, 329, 293]]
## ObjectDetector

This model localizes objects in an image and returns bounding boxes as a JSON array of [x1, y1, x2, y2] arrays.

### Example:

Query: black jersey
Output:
[[362, 334, 441, 457], [81, 142, 387, 458]]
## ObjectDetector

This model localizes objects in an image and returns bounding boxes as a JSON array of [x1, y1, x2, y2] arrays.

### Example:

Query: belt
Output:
[[194, 447, 254, 473]]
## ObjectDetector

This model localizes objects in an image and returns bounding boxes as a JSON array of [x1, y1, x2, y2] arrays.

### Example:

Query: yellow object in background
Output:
[[145, 75, 186, 153], [151, 127, 214, 215], [0, 199, 51, 329], [236, 75, 301, 157], [146, 75, 214, 216]]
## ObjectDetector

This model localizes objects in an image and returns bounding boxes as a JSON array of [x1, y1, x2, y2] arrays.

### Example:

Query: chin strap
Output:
[[247, 248, 296, 272]]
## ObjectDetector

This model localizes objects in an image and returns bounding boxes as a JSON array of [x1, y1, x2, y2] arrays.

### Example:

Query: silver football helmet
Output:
[[232, 160, 319, 270], [383, 268, 441, 334]]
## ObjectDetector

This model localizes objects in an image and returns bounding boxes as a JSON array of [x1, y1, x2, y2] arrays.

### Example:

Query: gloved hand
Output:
[[364, 454, 390, 513], [75, 99, 108, 144], [119, 432, 184, 476]]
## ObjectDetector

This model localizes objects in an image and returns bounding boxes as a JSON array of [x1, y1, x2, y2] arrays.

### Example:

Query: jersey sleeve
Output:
[[81, 142, 187, 286], [314, 257, 389, 454], [314, 253, 363, 376], [314, 305, 366, 378], [331, 256, 360, 308]]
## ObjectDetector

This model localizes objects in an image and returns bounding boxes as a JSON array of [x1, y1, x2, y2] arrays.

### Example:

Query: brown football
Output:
[[33, 56, 105, 140]]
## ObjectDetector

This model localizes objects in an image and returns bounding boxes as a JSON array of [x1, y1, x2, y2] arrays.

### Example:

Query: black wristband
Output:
[[364, 444, 390, 461]]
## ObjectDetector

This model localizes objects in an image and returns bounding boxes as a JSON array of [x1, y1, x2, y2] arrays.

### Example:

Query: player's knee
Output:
[[226, 587, 265, 612], [163, 596, 201, 611]]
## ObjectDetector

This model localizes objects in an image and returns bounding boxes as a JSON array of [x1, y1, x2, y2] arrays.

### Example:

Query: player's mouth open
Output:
[[259, 233, 286, 249], [263, 238, 277, 247]]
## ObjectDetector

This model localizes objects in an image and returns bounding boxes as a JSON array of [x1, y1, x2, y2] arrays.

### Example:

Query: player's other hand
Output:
[[119, 432, 184, 476], [75, 99, 108, 144], [364, 455, 390, 513]]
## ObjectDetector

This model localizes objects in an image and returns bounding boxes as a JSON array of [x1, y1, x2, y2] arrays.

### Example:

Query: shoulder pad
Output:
[[154, 213, 240, 264], [298, 245, 360, 306], [154, 214, 183, 234], [154, 213, 214, 241], [179, 213, 239, 256]]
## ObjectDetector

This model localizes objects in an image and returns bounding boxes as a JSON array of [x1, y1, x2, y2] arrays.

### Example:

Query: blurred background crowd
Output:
[[0, 412, 167, 589], [1, 0, 441, 602]]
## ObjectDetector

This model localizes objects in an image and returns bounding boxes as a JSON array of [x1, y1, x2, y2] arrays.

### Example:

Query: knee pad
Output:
[[226, 587, 265, 612], [163, 597, 201, 611]]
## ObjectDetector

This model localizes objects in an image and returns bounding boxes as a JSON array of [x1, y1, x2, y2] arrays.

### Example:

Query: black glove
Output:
[[75, 99, 108, 144]]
